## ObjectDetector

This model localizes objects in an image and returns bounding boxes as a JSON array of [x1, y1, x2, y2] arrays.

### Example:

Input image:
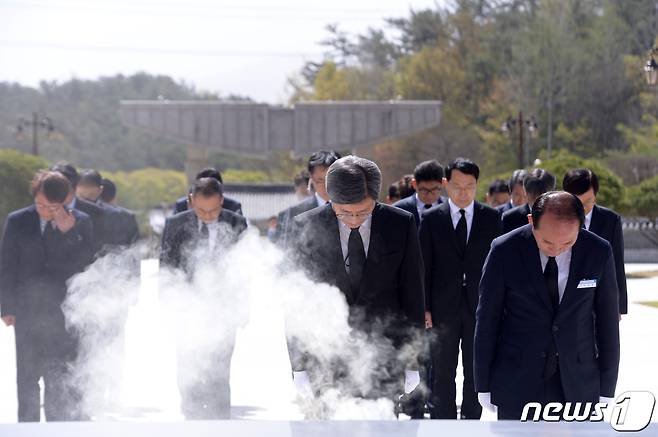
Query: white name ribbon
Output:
[[577, 279, 597, 289]]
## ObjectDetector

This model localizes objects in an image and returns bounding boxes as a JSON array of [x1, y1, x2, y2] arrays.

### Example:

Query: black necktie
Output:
[[544, 257, 559, 311], [43, 220, 56, 240], [456, 209, 467, 253], [424, 204, 432, 210], [200, 223, 209, 241], [347, 227, 366, 295], [543, 256, 560, 380]]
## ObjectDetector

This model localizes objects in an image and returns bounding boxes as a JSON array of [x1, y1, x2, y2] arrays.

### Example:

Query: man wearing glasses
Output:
[[0, 171, 95, 422], [419, 158, 502, 419], [287, 155, 425, 416], [393, 160, 445, 228]]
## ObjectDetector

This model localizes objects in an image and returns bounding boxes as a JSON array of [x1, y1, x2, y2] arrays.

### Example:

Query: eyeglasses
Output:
[[334, 211, 372, 220], [35, 201, 62, 212], [417, 187, 442, 195]]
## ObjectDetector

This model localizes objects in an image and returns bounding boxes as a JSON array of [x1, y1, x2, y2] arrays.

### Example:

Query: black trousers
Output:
[[497, 366, 566, 420], [429, 296, 481, 419], [176, 332, 236, 420], [14, 313, 80, 422]]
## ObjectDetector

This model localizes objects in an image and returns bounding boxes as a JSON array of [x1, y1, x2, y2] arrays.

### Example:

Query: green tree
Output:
[[0, 150, 47, 229]]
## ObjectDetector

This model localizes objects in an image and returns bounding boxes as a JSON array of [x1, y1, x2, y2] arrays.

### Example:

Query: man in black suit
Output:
[[418, 158, 501, 419], [288, 156, 425, 411], [393, 160, 445, 228], [97, 177, 140, 247], [475, 192, 620, 420], [486, 179, 510, 209], [497, 169, 528, 213], [502, 168, 555, 234], [173, 168, 242, 216], [0, 171, 95, 422], [160, 177, 247, 419], [50, 162, 109, 253], [563, 169, 627, 316], [274, 150, 341, 245]]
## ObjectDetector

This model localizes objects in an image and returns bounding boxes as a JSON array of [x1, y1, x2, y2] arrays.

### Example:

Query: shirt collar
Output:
[[448, 198, 474, 217], [336, 213, 373, 233], [315, 192, 328, 208], [539, 246, 572, 265], [415, 192, 439, 210], [67, 197, 77, 210]]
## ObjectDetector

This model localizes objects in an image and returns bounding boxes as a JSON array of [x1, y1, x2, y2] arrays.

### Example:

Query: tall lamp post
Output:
[[16, 113, 55, 156], [501, 111, 539, 168]]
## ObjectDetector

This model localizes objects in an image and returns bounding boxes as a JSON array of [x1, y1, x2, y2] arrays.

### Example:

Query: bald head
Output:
[[529, 191, 585, 257], [531, 191, 585, 229]]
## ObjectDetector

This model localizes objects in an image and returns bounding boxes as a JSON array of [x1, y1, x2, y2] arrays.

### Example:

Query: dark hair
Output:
[[294, 170, 310, 188], [31, 171, 71, 203], [413, 160, 444, 183], [523, 168, 556, 199], [531, 191, 585, 229], [563, 168, 599, 196], [445, 158, 480, 181], [308, 150, 342, 174], [388, 181, 401, 200], [400, 174, 415, 198], [191, 177, 223, 198], [195, 167, 223, 184], [509, 169, 528, 189], [50, 161, 79, 188], [488, 179, 510, 196], [326, 156, 381, 204], [100, 178, 116, 202], [79, 169, 103, 187]]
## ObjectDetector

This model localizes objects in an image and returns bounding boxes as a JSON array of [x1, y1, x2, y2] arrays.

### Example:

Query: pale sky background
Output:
[[1, 0, 441, 104]]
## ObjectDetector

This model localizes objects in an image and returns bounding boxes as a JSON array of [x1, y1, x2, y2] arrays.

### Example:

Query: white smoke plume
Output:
[[62, 227, 421, 420]]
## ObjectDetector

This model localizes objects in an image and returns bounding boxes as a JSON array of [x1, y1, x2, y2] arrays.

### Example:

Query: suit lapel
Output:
[[438, 203, 460, 253], [520, 227, 554, 314], [466, 202, 482, 252], [318, 205, 353, 303], [360, 204, 385, 303]]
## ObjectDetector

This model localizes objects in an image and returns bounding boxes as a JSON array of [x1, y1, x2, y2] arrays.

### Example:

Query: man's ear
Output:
[[442, 177, 448, 187], [410, 179, 417, 191], [187, 193, 193, 206], [527, 214, 534, 226], [219, 196, 224, 207]]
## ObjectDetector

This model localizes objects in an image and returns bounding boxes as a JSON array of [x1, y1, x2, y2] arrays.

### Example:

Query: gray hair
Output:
[[326, 155, 381, 204]]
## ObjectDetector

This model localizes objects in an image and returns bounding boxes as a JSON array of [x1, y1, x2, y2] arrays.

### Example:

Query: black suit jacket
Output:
[[474, 225, 620, 411], [589, 205, 627, 314], [74, 197, 108, 251], [101, 203, 139, 247], [393, 195, 446, 229], [160, 209, 247, 274], [289, 203, 425, 370], [419, 201, 502, 319], [502, 203, 530, 234], [497, 201, 514, 214], [0, 205, 95, 318], [174, 195, 243, 216], [274, 195, 320, 245]]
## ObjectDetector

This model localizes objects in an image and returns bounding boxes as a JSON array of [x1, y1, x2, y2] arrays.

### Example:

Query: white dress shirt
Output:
[[584, 210, 593, 230], [198, 219, 220, 252], [315, 193, 328, 208], [448, 198, 475, 242], [337, 215, 372, 272], [539, 248, 572, 304], [415, 193, 439, 220]]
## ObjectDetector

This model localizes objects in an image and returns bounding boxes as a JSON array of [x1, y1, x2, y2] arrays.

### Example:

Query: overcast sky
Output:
[[1, 0, 440, 104]]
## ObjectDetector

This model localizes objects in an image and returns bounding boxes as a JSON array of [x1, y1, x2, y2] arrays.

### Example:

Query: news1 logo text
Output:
[[521, 391, 656, 432]]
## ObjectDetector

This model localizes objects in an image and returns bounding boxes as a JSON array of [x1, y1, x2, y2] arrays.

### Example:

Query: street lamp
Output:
[[501, 111, 539, 168], [16, 113, 55, 156], [646, 48, 658, 87]]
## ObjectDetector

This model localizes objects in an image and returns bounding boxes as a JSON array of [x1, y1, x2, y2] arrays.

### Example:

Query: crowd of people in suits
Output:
[[0, 150, 625, 422]]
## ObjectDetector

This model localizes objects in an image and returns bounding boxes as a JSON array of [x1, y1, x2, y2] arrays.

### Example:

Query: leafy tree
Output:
[[0, 150, 47, 229]]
